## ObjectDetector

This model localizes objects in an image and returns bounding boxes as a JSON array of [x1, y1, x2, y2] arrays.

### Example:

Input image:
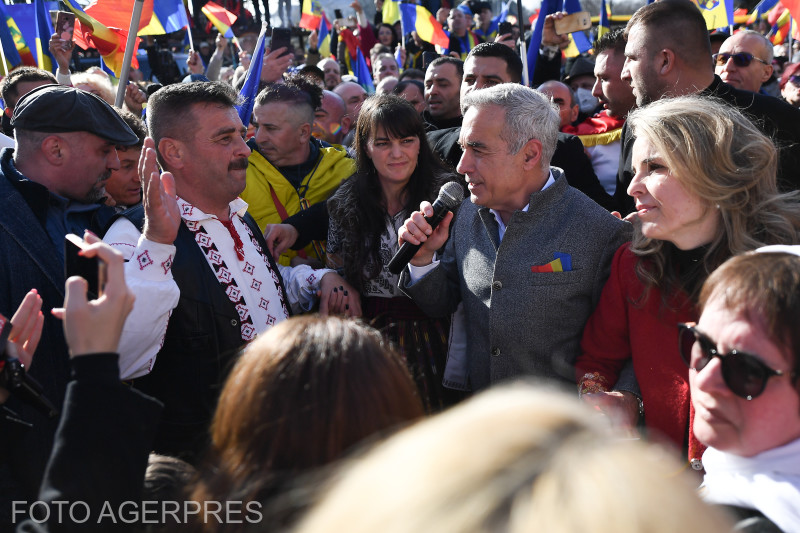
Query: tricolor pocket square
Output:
[[531, 252, 573, 273]]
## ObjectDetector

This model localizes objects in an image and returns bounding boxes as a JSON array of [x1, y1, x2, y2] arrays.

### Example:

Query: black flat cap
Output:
[[11, 84, 139, 145]]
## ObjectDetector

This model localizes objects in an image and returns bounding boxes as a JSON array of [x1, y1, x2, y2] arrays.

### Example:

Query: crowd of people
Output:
[[1, 0, 800, 531]]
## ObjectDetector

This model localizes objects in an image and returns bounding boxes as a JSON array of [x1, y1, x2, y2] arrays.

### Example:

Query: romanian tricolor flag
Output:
[[692, 0, 734, 29], [747, 0, 780, 23], [597, 0, 610, 39], [202, 1, 237, 38], [84, 0, 154, 35], [337, 27, 359, 73], [782, 0, 800, 25], [767, 2, 800, 44], [139, 0, 190, 35], [300, 0, 322, 30], [0, 2, 22, 72], [399, 4, 449, 48], [318, 13, 332, 58], [34, 0, 55, 72], [383, 0, 402, 25], [0, 2, 31, 71], [530, 253, 573, 273], [354, 48, 374, 93], [63, 0, 140, 77]]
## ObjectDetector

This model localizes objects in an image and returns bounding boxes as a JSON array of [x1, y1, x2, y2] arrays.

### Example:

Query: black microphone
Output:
[[388, 181, 464, 275]]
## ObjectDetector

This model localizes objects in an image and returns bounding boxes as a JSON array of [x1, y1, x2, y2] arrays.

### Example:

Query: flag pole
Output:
[[186, 27, 195, 51], [0, 34, 8, 77], [115, 0, 144, 107], [516, 0, 528, 85]]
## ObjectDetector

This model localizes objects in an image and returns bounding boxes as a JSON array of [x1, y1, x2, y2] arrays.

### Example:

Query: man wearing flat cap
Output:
[[0, 84, 137, 519]]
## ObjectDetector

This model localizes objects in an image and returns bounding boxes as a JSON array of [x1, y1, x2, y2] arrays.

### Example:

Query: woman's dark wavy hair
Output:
[[333, 94, 453, 288], [376, 22, 400, 49]]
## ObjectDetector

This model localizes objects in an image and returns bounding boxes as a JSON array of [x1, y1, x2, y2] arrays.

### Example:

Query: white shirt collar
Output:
[[490, 171, 555, 242], [176, 196, 249, 222]]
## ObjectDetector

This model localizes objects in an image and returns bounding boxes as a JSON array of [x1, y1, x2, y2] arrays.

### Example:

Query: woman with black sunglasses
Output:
[[688, 248, 800, 531], [575, 96, 800, 470]]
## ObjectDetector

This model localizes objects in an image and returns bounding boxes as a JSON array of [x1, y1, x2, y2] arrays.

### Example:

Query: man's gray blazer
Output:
[[400, 168, 631, 391]]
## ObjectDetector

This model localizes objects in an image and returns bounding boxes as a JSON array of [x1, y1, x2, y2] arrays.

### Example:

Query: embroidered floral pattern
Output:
[[578, 372, 611, 395], [241, 222, 289, 317], [185, 223, 258, 342], [177, 197, 290, 337]]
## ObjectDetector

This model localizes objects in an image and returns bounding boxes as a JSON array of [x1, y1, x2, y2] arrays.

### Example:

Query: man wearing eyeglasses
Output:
[[714, 31, 774, 93], [615, 0, 800, 215]]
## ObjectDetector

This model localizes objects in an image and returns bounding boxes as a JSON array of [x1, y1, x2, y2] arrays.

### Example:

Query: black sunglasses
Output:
[[788, 74, 800, 86], [678, 323, 795, 400], [712, 52, 770, 68]]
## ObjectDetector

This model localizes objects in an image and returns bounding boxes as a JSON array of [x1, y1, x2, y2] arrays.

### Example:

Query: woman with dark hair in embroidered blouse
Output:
[[326, 94, 457, 411]]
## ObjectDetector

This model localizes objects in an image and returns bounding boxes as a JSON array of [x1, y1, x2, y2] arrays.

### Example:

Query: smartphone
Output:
[[64, 234, 106, 300], [554, 11, 591, 35], [333, 8, 346, 27], [270, 27, 292, 57], [498, 21, 513, 36], [422, 51, 438, 69], [55, 11, 75, 50]]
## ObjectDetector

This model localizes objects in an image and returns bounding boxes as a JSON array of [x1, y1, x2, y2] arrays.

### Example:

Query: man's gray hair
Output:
[[461, 83, 559, 172]]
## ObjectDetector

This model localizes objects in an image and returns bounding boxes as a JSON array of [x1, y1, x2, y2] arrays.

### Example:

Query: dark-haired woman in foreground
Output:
[[327, 94, 458, 411]]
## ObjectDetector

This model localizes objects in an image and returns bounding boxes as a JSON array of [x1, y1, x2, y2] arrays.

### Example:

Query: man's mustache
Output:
[[229, 158, 249, 171]]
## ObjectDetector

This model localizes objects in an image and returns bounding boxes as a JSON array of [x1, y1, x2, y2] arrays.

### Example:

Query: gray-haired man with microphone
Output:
[[399, 83, 629, 392]]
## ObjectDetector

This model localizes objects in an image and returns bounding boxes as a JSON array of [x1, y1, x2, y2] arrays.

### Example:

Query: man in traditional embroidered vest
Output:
[[103, 82, 359, 462], [241, 78, 355, 266], [562, 29, 635, 199]]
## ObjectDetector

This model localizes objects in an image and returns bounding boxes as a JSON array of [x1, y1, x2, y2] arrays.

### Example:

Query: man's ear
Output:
[[299, 122, 312, 143], [521, 138, 543, 171], [341, 115, 353, 136], [157, 137, 185, 170], [40, 135, 66, 165], [658, 48, 676, 77], [569, 103, 579, 124], [761, 63, 774, 84]]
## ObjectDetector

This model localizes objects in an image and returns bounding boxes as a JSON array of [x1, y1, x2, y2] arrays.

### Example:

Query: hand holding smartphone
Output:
[[334, 9, 347, 28], [270, 27, 292, 57], [54, 11, 75, 50], [553, 11, 591, 35], [65, 233, 107, 300]]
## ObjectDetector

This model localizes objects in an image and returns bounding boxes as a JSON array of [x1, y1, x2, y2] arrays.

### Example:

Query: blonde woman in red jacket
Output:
[[575, 95, 800, 470]]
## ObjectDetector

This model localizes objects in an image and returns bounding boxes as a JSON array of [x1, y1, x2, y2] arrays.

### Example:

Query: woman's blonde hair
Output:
[[627, 95, 800, 301], [71, 70, 115, 105], [295, 384, 732, 533]]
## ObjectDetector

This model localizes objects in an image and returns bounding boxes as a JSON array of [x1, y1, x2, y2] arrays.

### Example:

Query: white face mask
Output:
[[575, 87, 599, 114]]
